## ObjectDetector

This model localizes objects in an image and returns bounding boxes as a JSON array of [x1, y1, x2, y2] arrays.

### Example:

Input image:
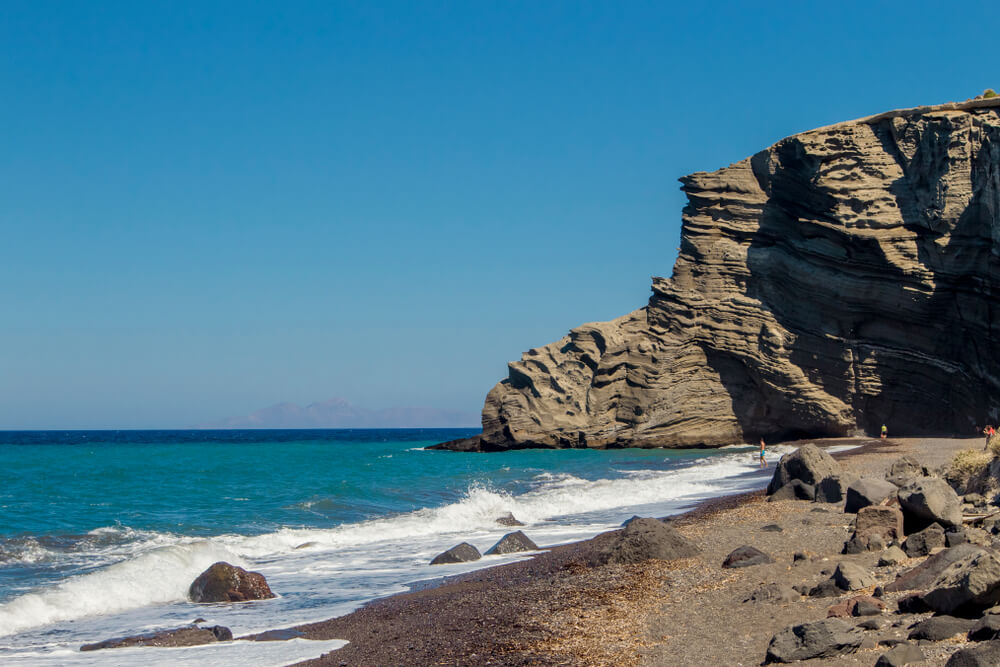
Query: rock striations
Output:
[[435, 98, 1000, 451]]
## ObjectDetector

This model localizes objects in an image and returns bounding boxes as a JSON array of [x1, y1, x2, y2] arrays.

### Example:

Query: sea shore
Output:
[[283, 435, 981, 666]]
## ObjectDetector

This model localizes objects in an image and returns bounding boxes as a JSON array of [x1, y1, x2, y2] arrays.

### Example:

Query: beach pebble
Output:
[[760, 524, 783, 532]]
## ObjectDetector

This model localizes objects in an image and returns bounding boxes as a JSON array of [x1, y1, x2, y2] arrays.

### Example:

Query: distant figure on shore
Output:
[[880, 424, 887, 439], [984, 425, 995, 450], [759, 438, 767, 468]]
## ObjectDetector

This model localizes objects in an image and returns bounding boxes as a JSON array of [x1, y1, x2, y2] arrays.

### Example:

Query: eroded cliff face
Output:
[[439, 99, 1000, 451]]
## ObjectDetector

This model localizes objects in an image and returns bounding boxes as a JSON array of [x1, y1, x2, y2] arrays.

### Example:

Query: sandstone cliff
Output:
[[436, 98, 1000, 451]]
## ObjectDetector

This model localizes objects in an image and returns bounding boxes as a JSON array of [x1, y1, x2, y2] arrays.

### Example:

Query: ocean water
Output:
[[0, 429, 791, 666]]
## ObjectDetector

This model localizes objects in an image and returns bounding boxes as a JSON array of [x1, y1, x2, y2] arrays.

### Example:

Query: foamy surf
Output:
[[0, 436, 850, 666]]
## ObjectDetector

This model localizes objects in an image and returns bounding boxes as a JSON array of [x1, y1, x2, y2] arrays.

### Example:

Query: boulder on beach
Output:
[[495, 512, 525, 527], [921, 546, 1000, 615], [844, 478, 897, 513], [898, 476, 963, 531], [767, 480, 815, 502], [591, 517, 698, 566], [81, 625, 232, 651], [878, 545, 908, 567], [485, 531, 538, 555], [902, 522, 946, 557], [844, 505, 904, 553], [722, 545, 773, 569], [887, 543, 985, 592], [968, 615, 1000, 641], [766, 445, 840, 496], [189, 562, 274, 603], [945, 640, 1000, 666], [764, 618, 864, 663], [886, 456, 929, 487], [826, 595, 884, 618], [908, 615, 976, 640], [743, 582, 799, 604], [814, 475, 849, 503], [875, 642, 924, 667], [833, 561, 876, 591], [430, 542, 482, 565]]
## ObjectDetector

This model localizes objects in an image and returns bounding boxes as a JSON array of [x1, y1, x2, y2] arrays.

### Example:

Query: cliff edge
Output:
[[435, 98, 1000, 451]]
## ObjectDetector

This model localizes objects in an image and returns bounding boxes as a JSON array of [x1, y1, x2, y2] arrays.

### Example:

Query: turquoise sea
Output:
[[0, 429, 781, 666]]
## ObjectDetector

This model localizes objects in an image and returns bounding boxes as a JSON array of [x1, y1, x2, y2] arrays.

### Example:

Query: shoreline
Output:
[[281, 435, 956, 665]]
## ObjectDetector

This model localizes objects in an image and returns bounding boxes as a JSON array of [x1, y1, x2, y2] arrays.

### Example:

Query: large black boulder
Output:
[[767, 445, 840, 495], [484, 531, 538, 555], [430, 542, 482, 565], [189, 562, 274, 603], [764, 618, 863, 663], [590, 517, 698, 566]]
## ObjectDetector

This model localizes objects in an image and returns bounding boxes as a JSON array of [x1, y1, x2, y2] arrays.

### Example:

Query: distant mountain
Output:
[[200, 397, 479, 429]]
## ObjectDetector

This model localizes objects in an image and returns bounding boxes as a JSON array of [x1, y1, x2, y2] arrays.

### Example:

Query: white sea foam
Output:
[[0, 443, 806, 660], [0, 541, 241, 637]]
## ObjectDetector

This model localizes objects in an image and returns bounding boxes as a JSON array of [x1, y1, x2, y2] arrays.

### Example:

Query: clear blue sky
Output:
[[2, 1, 998, 428]]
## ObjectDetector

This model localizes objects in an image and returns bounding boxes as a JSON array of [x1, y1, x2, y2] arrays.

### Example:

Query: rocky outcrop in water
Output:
[[436, 98, 1000, 451]]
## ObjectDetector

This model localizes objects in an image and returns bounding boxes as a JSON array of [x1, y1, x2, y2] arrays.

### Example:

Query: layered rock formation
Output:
[[436, 98, 1000, 451]]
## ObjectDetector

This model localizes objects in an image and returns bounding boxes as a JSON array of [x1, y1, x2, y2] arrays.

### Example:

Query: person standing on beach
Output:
[[881, 424, 888, 439], [759, 438, 767, 468], [984, 425, 995, 450]]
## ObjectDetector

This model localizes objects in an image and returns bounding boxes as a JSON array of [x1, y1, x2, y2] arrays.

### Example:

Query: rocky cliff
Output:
[[436, 98, 1000, 451]]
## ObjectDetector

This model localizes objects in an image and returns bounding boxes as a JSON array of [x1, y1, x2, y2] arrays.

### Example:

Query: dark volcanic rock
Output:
[[875, 642, 924, 667], [902, 522, 946, 556], [495, 512, 525, 527], [591, 517, 698, 565], [430, 543, 482, 565], [433, 98, 1000, 453], [815, 475, 848, 503], [722, 545, 773, 568], [898, 477, 964, 531], [845, 478, 897, 514], [886, 456, 929, 487], [833, 561, 876, 591], [922, 546, 1000, 614], [765, 618, 864, 663], [485, 531, 538, 555], [845, 505, 904, 553], [907, 615, 975, 640], [766, 445, 841, 495], [81, 625, 232, 651], [887, 543, 986, 592], [968, 614, 1000, 641], [767, 479, 815, 501], [946, 641, 1000, 666], [744, 582, 799, 603], [189, 562, 274, 603]]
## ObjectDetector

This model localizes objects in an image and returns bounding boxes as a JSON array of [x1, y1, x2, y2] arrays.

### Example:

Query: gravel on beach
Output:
[[287, 436, 982, 666]]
